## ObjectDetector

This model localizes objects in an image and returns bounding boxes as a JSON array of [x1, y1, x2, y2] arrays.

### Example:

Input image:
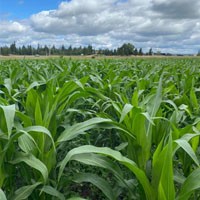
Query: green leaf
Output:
[[119, 103, 133, 123], [57, 117, 112, 143], [152, 135, 175, 200], [0, 189, 7, 200], [158, 135, 175, 200], [13, 182, 41, 200], [16, 111, 32, 127], [18, 134, 39, 154], [26, 81, 45, 92], [73, 173, 117, 200], [23, 126, 55, 150], [4, 78, 12, 94], [175, 139, 199, 166], [35, 98, 43, 125], [69, 153, 134, 194], [0, 105, 15, 138], [58, 145, 154, 200], [12, 152, 48, 183], [141, 112, 155, 125], [41, 186, 65, 200], [176, 168, 200, 200]]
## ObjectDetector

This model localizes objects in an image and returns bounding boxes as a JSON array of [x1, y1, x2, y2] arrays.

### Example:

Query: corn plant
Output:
[[1, 58, 200, 199]]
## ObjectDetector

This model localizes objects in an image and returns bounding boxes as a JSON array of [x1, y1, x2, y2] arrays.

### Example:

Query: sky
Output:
[[0, 0, 200, 54]]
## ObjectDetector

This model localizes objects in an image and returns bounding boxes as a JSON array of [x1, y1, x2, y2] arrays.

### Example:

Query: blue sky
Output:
[[0, 0, 200, 54], [0, 0, 62, 19]]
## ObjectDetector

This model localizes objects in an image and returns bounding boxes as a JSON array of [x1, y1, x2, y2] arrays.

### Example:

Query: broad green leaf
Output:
[[69, 153, 134, 194], [152, 135, 175, 200], [141, 112, 155, 125], [26, 81, 45, 92], [4, 78, 12, 94], [0, 189, 7, 200], [119, 103, 133, 123], [58, 145, 154, 200], [0, 105, 15, 138], [57, 117, 112, 143], [146, 77, 162, 139], [132, 111, 148, 169], [12, 152, 48, 183], [15, 111, 32, 127], [173, 132, 200, 155], [23, 126, 55, 150], [190, 89, 198, 111], [73, 173, 117, 200], [41, 186, 65, 200], [13, 182, 41, 200], [176, 168, 200, 200], [131, 90, 138, 107], [148, 77, 162, 118], [35, 98, 43, 125], [158, 135, 175, 200], [175, 139, 199, 166], [18, 134, 38, 154]]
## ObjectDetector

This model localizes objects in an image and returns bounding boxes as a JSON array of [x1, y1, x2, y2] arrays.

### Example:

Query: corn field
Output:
[[0, 57, 200, 200]]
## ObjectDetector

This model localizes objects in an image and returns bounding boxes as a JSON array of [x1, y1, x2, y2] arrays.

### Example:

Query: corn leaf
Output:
[[0, 105, 15, 138], [73, 173, 117, 200], [0, 189, 7, 200], [13, 182, 41, 200], [12, 152, 48, 183], [40, 186, 65, 200], [175, 139, 199, 166], [119, 103, 133, 123], [57, 117, 112, 143], [58, 145, 154, 200], [176, 168, 200, 200]]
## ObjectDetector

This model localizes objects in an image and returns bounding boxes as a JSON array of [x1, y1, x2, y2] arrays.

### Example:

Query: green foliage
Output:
[[0, 57, 200, 199]]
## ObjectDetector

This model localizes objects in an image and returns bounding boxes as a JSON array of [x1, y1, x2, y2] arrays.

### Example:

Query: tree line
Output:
[[0, 42, 153, 56]]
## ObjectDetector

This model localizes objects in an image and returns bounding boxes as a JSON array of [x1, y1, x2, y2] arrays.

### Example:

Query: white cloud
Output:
[[0, 21, 26, 34], [1, 0, 200, 53]]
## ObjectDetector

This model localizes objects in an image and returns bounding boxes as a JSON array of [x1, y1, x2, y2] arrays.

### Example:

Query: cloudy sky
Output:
[[0, 0, 200, 54]]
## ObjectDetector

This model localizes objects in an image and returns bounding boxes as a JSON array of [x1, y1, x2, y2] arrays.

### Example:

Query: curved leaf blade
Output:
[[73, 173, 116, 200], [12, 152, 48, 183], [13, 182, 41, 200], [0, 189, 7, 200], [58, 145, 154, 200]]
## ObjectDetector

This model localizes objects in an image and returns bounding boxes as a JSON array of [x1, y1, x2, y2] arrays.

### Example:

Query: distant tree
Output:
[[10, 41, 17, 54], [197, 49, 200, 56], [87, 45, 94, 55], [148, 48, 153, 56], [139, 48, 143, 56], [117, 43, 135, 56], [133, 48, 138, 55], [37, 44, 41, 55], [1, 46, 10, 55], [61, 45, 65, 55], [21, 45, 27, 55], [27, 45, 33, 55]]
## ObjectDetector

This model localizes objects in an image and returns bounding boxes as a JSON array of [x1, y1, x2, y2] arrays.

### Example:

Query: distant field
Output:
[[0, 54, 199, 60], [1, 57, 200, 199]]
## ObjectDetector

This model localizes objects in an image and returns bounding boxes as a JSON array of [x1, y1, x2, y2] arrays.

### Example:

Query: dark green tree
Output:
[[10, 41, 17, 54], [139, 48, 143, 56], [117, 43, 135, 56], [148, 48, 153, 56]]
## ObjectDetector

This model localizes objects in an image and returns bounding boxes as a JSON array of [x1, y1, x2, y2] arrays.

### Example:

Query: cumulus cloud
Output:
[[151, 0, 200, 19], [1, 0, 200, 53], [30, 0, 126, 36], [0, 21, 26, 35]]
